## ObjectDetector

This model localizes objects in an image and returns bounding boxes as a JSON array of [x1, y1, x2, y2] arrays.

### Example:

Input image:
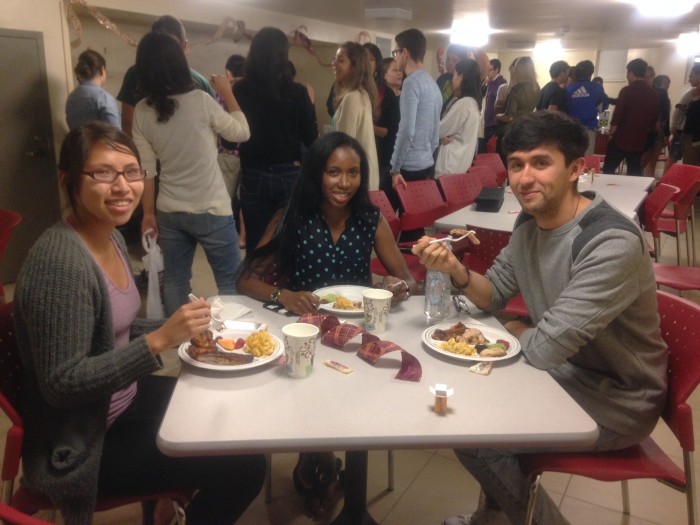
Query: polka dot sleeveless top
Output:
[[288, 208, 380, 290]]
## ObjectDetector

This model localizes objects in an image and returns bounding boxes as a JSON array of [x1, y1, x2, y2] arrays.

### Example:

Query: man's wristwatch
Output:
[[270, 288, 283, 304]]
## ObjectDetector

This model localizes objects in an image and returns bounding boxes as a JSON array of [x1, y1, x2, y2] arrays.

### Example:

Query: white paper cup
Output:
[[282, 323, 319, 378], [362, 289, 393, 334]]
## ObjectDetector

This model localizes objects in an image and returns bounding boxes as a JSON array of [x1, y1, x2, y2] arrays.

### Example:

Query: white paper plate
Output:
[[314, 285, 371, 315], [422, 322, 521, 362], [178, 329, 283, 371]]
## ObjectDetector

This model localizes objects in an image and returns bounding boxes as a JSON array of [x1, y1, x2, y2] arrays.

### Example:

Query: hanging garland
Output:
[[64, 0, 370, 67]]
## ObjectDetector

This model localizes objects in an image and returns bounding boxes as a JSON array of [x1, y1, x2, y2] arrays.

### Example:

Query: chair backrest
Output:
[[369, 190, 400, 238], [395, 179, 449, 231], [467, 165, 499, 188], [593, 133, 610, 156], [437, 172, 484, 211], [658, 164, 700, 218], [656, 290, 700, 452], [583, 155, 601, 171], [473, 153, 506, 173], [640, 183, 680, 236], [462, 225, 511, 274], [0, 210, 22, 262], [0, 302, 24, 488]]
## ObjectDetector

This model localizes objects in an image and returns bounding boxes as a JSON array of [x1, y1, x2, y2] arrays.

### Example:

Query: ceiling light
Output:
[[534, 39, 564, 61], [449, 14, 490, 47], [677, 31, 700, 56], [632, 0, 696, 18]]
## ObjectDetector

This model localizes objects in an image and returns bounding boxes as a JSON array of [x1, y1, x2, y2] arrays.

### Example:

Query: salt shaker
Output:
[[424, 244, 451, 321]]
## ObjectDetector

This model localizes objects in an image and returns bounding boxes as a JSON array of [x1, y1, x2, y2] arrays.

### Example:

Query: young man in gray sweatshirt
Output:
[[412, 111, 667, 525]]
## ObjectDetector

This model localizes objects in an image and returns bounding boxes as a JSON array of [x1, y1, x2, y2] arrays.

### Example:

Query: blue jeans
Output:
[[453, 425, 641, 525], [157, 211, 240, 315], [239, 165, 299, 252]]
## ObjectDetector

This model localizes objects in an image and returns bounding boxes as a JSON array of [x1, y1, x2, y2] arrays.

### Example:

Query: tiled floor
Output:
[[2, 183, 699, 525]]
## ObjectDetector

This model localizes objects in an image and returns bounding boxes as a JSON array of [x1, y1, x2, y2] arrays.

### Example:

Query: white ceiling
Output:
[[227, 0, 700, 51]]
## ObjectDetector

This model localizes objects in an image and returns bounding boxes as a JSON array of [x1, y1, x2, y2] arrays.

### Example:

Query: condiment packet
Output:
[[470, 362, 492, 375], [323, 360, 353, 374]]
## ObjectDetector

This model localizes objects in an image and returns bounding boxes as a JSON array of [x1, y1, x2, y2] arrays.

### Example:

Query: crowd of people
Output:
[[12, 13, 682, 525]]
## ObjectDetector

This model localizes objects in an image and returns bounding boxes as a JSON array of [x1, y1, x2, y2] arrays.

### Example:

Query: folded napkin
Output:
[[210, 298, 252, 321], [298, 313, 422, 382]]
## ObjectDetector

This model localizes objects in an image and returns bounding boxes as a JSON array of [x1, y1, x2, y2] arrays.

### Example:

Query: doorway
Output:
[[0, 28, 61, 283]]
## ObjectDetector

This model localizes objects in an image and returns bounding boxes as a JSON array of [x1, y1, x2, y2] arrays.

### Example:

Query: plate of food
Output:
[[313, 285, 370, 315], [422, 321, 521, 362], [178, 328, 284, 371]]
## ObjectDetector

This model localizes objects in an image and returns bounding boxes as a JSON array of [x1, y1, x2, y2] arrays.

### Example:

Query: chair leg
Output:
[[524, 474, 540, 525], [675, 219, 682, 265], [1, 480, 13, 505], [653, 237, 661, 262], [387, 450, 394, 491], [684, 450, 696, 525], [690, 206, 697, 267], [264, 453, 272, 503], [621, 479, 630, 515]]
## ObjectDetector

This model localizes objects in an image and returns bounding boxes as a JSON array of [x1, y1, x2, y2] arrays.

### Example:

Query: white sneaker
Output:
[[442, 509, 511, 525]]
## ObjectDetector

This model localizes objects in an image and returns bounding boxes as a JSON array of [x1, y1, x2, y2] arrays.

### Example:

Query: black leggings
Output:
[[97, 375, 266, 524]]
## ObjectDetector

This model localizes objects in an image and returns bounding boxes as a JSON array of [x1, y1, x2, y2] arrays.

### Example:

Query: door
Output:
[[0, 29, 60, 283]]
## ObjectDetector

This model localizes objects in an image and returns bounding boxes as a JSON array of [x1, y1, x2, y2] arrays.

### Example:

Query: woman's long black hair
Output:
[[454, 59, 483, 111], [242, 27, 293, 102], [135, 32, 194, 122], [241, 132, 374, 282]]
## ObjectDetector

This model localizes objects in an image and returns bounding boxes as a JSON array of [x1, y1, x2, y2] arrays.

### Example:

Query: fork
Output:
[[428, 231, 477, 244]]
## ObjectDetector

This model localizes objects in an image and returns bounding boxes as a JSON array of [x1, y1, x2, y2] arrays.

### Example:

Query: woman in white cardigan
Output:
[[331, 41, 380, 190], [435, 59, 483, 177]]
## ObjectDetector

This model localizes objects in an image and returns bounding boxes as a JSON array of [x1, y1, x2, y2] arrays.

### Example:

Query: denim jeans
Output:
[[453, 425, 642, 525], [239, 165, 299, 252], [157, 211, 240, 315]]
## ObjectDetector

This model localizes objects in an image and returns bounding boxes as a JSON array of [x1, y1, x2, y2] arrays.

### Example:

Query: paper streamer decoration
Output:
[[298, 313, 422, 382]]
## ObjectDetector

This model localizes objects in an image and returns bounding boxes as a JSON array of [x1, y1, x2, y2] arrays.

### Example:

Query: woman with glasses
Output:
[[12, 122, 265, 524], [132, 32, 250, 315]]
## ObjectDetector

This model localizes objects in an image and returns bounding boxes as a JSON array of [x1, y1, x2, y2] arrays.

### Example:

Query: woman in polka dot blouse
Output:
[[237, 131, 417, 314]]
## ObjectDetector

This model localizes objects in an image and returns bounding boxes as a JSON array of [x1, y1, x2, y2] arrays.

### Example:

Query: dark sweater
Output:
[[13, 223, 162, 524], [234, 80, 318, 169]]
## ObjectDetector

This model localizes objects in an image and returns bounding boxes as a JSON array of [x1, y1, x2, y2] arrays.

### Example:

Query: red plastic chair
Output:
[[0, 302, 192, 520], [653, 263, 700, 293], [521, 290, 700, 525], [368, 191, 427, 283], [473, 153, 506, 174], [437, 172, 484, 214], [657, 164, 700, 266], [0, 503, 52, 525], [394, 180, 449, 236], [467, 165, 499, 188], [639, 183, 680, 262], [583, 155, 601, 171], [593, 132, 610, 156], [0, 210, 22, 304], [460, 226, 528, 317]]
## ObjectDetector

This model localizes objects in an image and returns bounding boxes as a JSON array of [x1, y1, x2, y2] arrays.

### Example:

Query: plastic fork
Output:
[[428, 231, 478, 245]]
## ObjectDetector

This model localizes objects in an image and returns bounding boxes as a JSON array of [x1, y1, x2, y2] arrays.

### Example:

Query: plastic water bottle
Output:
[[424, 246, 452, 320]]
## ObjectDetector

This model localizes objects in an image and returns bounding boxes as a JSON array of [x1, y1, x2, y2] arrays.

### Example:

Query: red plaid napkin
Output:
[[298, 314, 422, 382]]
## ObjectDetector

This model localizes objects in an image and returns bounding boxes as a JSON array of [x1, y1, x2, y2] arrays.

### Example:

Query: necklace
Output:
[[572, 194, 581, 221]]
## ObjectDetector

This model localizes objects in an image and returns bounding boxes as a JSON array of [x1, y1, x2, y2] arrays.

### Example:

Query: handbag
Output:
[[141, 230, 164, 319]]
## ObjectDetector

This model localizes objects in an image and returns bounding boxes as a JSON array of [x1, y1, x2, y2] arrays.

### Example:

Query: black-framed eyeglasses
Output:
[[391, 48, 404, 58], [82, 167, 148, 183]]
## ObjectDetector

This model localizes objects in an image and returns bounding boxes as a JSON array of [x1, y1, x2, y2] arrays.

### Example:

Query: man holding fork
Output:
[[412, 111, 667, 525]]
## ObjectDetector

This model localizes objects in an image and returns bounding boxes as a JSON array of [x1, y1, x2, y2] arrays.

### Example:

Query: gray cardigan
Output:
[[13, 222, 162, 524], [486, 194, 667, 441]]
